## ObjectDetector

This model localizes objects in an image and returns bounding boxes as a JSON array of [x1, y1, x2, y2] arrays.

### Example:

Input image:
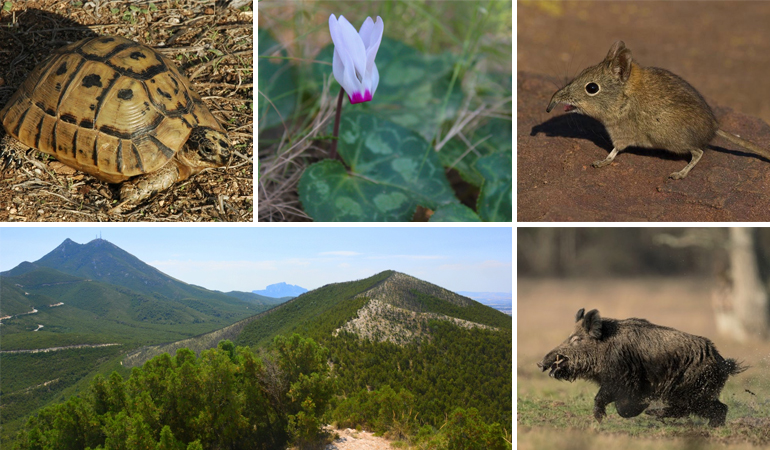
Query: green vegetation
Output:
[[0, 238, 285, 446], [0, 347, 127, 442], [10, 331, 512, 450], [329, 321, 511, 428], [411, 291, 512, 329], [4, 265, 513, 449], [236, 271, 394, 347], [11, 337, 334, 450]]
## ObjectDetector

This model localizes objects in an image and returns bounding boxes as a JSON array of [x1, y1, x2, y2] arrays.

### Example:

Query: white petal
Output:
[[335, 15, 367, 84], [370, 62, 380, 96], [359, 16, 375, 47], [365, 18, 383, 83], [329, 15, 362, 95], [332, 48, 346, 89], [342, 50, 364, 97]]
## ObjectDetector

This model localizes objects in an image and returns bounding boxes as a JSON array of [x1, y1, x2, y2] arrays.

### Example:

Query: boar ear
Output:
[[583, 309, 603, 339], [575, 308, 585, 322]]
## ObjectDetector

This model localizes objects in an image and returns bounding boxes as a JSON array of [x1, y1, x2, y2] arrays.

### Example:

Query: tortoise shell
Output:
[[0, 35, 226, 184]]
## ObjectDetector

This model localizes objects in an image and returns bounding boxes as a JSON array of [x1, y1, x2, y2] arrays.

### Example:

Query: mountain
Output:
[[121, 270, 512, 437], [7, 238, 248, 308], [3, 268, 512, 446], [0, 238, 272, 350], [252, 281, 308, 298], [126, 270, 512, 366], [220, 290, 289, 305], [1, 238, 282, 441]]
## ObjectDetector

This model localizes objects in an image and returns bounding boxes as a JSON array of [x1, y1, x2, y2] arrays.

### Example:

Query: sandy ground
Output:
[[323, 427, 395, 450]]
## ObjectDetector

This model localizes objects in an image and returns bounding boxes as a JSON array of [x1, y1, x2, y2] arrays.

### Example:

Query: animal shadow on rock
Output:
[[531, 112, 770, 170], [531, 114, 695, 166]]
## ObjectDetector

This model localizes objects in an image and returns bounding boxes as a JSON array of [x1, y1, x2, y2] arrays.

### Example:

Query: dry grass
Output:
[[0, 0, 253, 221]]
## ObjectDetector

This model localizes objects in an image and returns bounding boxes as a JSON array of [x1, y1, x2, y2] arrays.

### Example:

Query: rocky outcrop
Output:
[[335, 300, 494, 346]]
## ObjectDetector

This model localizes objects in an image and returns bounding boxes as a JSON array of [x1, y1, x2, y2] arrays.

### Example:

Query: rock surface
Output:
[[517, 71, 770, 221]]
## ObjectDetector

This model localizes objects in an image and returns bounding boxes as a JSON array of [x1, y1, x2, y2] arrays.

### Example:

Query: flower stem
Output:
[[329, 86, 345, 160]]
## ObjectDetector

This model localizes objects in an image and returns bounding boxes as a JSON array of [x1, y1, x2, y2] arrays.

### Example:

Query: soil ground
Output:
[[517, 1, 770, 125], [0, 1, 253, 221], [517, 1, 770, 222], [517, 277, 770, 449], [322, 426, 397, 450]]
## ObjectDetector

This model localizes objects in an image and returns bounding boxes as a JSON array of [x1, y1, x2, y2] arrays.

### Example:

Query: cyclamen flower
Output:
[[328, 14, 384, 104]]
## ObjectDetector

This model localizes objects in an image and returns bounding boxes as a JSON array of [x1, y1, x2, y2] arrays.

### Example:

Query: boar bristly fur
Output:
[[537, 308, 747, 427]]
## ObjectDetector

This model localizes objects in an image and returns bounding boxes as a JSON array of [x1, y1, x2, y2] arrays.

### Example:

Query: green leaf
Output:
[[313, 38, 461, 141], [438, 116, 512, 187], [429, 204, 482, 222], [299, 113, 456, 221], [475, 152, 512, 222], [258, 29, 297, 131]]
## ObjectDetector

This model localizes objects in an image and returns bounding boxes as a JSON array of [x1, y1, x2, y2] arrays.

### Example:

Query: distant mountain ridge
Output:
[[252, 282, 307, 298], [125, 270, 511, 366], [0, 239, 289, 350]]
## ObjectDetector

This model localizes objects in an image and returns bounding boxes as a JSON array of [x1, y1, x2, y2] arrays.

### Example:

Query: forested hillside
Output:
[[11, 335, 511, 450], [0, 239, 285, 446], [3, 267, 512, 449]]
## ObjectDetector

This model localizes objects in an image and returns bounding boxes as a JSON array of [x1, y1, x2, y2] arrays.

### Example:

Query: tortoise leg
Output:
[[1, 135, 28, 171], [109, 162, 181, 214]]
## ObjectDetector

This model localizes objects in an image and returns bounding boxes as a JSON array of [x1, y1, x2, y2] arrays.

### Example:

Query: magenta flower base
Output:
[[348, 90, 373, 104]]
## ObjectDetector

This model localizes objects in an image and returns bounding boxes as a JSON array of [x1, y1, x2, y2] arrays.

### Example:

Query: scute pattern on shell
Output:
[[0, 35, 225, 183]]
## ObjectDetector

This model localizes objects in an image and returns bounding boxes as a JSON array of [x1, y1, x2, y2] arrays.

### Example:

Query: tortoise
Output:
[[0, 35, 230, 213]]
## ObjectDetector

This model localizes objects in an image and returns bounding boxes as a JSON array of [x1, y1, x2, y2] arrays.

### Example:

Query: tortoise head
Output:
[[183, 127, 231, 168]]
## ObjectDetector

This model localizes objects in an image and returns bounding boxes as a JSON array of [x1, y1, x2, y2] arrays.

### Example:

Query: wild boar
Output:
[[538, 308, 746, 427]]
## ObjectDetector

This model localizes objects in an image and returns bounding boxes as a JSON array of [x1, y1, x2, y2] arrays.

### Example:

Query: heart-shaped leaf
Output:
[[438, 117, 512, 187], [299, 112, 456, 221], [475, 152, 512, 222], [429, 204, 482, 222]]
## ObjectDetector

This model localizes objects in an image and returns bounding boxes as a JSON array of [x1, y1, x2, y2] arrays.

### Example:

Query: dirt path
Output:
[[0, 343, 121, 354], [324, 427, 395, 450]]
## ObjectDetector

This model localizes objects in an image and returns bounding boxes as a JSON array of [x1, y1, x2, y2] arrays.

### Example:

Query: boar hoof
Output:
[[645, 408, 666, 418], [593, 406, 606, 423]]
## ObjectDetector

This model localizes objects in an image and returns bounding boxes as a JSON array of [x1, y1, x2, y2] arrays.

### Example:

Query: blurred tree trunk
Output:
[[713, 228, 770, 341], [518, 228, 577, 276]]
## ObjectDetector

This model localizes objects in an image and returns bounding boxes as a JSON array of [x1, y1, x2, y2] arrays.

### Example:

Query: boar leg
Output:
[[614, 393, 648, 418], [593, 386, 614, 423], [701, 400, 728, 427]]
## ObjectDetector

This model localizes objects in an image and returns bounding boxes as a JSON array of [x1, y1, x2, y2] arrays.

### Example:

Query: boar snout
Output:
[[538, 352, 570, 378]]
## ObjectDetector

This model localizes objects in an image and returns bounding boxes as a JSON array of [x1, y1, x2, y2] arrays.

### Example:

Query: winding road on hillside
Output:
[[0, 343, 121, 354]]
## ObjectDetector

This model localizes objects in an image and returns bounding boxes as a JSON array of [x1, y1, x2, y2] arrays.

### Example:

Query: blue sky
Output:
[[0, 227, 512, 293]]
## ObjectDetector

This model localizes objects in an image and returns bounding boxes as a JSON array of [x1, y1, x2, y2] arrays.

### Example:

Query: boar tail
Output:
[[725, 359, 749, 376]]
